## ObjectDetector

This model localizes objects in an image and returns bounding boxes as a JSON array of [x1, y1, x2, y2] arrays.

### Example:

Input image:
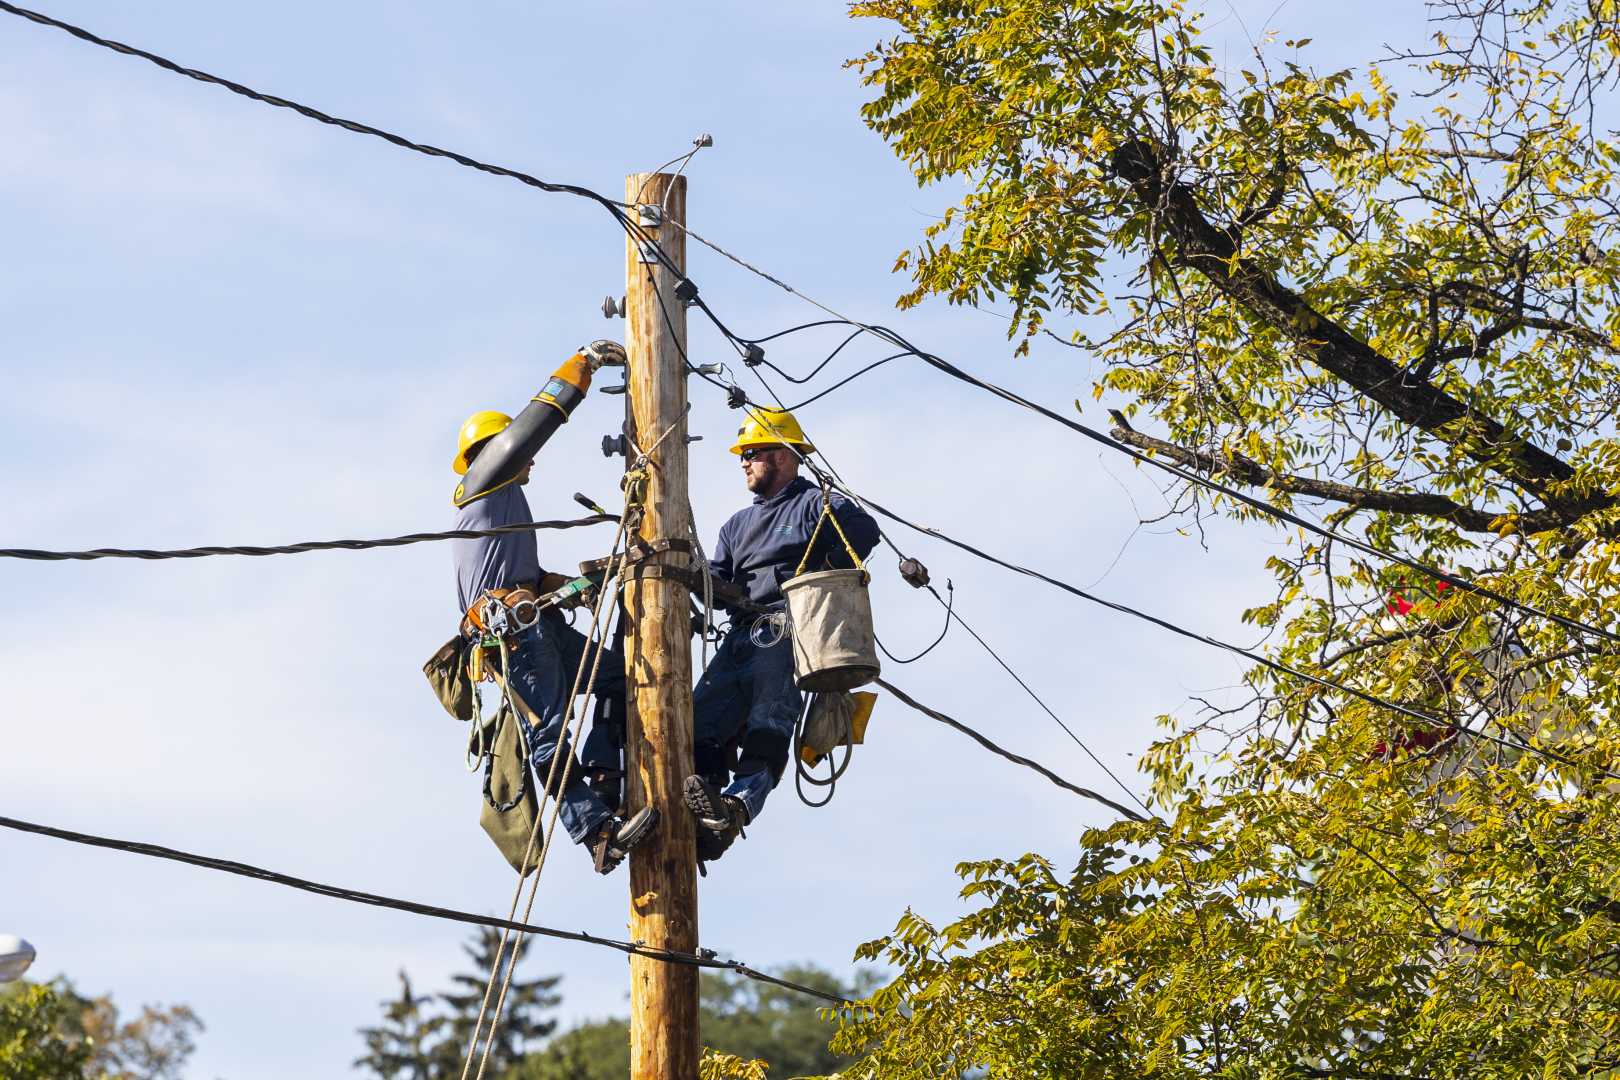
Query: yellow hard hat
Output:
[[730, 407, 814, 455], [453, 410, 513, 475]]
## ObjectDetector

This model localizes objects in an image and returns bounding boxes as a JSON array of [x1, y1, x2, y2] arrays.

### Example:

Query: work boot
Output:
[[587, 805, 659, 876], [684, 775, 746, 865]]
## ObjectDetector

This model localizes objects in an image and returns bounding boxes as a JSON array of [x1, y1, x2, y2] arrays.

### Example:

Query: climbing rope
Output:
[[458, 524, 631, 1080]]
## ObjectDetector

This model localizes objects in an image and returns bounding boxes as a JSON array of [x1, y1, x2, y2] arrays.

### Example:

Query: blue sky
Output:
[[0, 2, 1430, 1076]]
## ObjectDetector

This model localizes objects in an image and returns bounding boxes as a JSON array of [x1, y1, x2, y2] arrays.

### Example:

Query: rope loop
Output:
[[794, 480, 866, 578]]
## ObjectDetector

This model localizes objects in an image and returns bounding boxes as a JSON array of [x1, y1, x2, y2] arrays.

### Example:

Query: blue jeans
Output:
[[504, 611, 626, 844], [692, 619, 802, 823]]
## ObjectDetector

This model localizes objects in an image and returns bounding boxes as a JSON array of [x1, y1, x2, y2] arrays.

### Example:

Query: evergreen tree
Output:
[[505, 966, 863, 1080], [354, 970, 444, 1080], [434, 928, 561, 1077]]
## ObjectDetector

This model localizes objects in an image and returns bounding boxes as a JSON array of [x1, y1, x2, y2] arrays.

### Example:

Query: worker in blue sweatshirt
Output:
[[684, 408, 880, 865]]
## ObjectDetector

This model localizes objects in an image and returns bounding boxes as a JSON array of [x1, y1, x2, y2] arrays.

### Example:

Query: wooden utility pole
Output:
[[622, 171, 700, 1079]]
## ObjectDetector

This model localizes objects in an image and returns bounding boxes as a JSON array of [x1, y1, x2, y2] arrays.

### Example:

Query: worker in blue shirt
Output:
[[684, 408, 879, 865], [450, 341, 657, 876]]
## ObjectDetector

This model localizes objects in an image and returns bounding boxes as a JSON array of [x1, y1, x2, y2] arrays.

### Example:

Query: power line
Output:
[[11, 0, 1605, 650], [668, 221, 1620, 648], [0, 812, 851, 1006], [0, 516, 614, 563], [736, 354, 1157, 815], [0, 1, 681, 282], [837, 478, 1614, 779], [658, 277, 1154, 814], [877, 679, 1151, 822]]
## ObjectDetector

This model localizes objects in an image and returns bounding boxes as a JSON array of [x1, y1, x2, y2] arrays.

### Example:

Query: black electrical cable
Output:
[[875, 680, 1149, 821], [841, 480, 1612, 779], [0, 812, 851, 1006], [740, 319, 857, 346], [741, 314, 1620, 648], [875, 581, 954, 664], [663, 289, 1157, 813], [0, 1, 686, 285], [774, 354, 904, 411], [667, 223, 1620, 650], [761, 327, 867, 384], [39, 0, 1589, 654], [0, 516, 614, 563]]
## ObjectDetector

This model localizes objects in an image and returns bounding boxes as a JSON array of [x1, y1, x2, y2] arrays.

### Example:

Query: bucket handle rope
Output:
[[794, 482, 867, 579]]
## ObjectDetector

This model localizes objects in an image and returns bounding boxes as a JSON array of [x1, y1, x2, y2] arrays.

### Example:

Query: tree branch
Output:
[[1108, 138, 1587, 505], [1105, 410, 1573, 535]]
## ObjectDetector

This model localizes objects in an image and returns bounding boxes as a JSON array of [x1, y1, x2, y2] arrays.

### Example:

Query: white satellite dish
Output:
[[0, 936, 37, 982]]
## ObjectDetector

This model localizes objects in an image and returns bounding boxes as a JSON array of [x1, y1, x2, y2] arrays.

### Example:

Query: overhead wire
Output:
[[875, 580, 953, 664], [876, 680, 1150, 821], [14, 0, 1604, 963], [665, 220, 1620, 649], [0, 0, 688, 288], [737, 357, 1157, 814], [835, 479, 1614, 779], [0, 812, 851, 1005], [649, 257, 1156, 815], [0, 516, 615, 563], [10, 0, 1601, 649], [674, 255, 1620, 785]]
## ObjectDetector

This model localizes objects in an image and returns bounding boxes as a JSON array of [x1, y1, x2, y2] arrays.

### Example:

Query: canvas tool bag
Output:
[[799, 690, 877, 765], [423, 633, 542, 875], [422, 635, 477, 722], [478, 696, 541, 876]]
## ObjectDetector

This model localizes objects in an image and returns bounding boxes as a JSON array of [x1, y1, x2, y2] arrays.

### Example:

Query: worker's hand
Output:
[[583, 339, 626, 371], [538, 572, 571, 594]]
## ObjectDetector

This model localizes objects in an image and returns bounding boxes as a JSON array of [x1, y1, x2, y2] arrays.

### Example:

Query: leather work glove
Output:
[[582, 339, 626, 371]]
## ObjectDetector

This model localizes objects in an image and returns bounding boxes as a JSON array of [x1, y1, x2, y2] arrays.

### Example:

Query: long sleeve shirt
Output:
[[452, 484, 540, 613], [709, 476, 881, 609]]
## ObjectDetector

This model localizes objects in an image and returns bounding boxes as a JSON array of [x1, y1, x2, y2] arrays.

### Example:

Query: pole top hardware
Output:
[[637, 203, 664, 228], [601, 383, 628, 396], [602, 294, 626, 319], [602, 434, 629, 458]]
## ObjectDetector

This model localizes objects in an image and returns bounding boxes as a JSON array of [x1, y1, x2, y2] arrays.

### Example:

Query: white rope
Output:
[[458, 518, 631, 1080], [472, 544, 630, 1080], [465, 407, 685, 1080]]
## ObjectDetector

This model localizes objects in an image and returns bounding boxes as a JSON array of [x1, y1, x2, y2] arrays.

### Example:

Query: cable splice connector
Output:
[[674, 279, 700, 305], [898, 557, 931, 589], [742, 343, 765, 367], [726, 385, 749, 409]]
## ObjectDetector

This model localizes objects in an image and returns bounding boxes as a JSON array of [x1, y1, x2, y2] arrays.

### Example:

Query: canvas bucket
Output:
[[781, 568, 880, 692]]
